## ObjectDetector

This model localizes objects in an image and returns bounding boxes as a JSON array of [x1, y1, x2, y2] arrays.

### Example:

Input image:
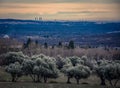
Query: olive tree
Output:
[[65, 66, 75, 84], [62, 56, 91, 84], [96, 59, 120, 88], [56, 55, 70, 70], [96, 64, 106, 85], [61, 57, 74, 83], [81, 55, 97, 70], [69, 56, 84, 66], [5, 62, 22, 82], [104, 62, 120, 88], [32, 55, 59, 83], [3, 52, 27, 65], [33, 65, 44, 82], [56, 56, 64, 70], [96, 60, 109, 85], [61, 57, 73, 73], [22, 59, 36, 82], [66, 65, 91, 84], [74, 65, 91, 84]]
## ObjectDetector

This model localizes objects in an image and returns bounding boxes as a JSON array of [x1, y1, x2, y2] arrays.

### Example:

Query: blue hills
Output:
[[0, 19, 120, 47]]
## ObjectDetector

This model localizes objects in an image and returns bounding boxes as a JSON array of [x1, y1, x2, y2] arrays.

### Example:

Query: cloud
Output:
[[58, 11, 109, 14], [0, 13, 41, 19], [0, 1, 119, 21], [0, 4, 30, 8]]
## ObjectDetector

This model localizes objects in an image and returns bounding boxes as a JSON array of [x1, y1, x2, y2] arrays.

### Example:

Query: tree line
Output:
[[23, 38, 75, 49]]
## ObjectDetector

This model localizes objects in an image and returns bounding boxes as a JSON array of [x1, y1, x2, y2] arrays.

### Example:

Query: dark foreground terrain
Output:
[[0, 82, 111, 88]]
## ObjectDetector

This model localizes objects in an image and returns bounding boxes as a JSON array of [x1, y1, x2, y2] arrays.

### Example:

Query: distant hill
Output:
[[0, 19, 120, 47]]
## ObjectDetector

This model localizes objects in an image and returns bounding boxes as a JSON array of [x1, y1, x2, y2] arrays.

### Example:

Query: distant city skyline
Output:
[[0, 0, 120, 21]]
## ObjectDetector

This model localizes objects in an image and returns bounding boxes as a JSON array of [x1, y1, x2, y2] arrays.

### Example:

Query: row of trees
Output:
[[23, 38, 75, 49], [1, 52, 120, 88], [4, 52, 59, 83]]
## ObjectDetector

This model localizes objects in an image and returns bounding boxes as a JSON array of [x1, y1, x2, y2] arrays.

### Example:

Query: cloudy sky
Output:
[[0, 0, 120, 21]]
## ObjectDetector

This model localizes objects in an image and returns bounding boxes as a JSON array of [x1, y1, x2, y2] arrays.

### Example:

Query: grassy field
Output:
[[0, 82, 109, 88], [0, 67, 120, 88]]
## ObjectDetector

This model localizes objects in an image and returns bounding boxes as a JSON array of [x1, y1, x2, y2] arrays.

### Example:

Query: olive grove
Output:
[[1, 52, 120, 88]]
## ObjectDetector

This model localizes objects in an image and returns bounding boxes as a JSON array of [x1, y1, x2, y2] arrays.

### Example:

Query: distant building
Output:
[[35, 17, 42, 21], [39, 17, 42, 20]]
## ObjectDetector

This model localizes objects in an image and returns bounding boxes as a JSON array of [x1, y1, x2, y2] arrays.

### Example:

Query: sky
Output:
[[0, 0, 120, 21]]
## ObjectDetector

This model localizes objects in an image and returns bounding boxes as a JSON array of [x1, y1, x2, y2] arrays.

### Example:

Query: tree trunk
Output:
[[12, 77, 15, 82], [15, 76, 19, 82], [109, 80, 115, 88], [37, 75, 40, 82], [76, 79, 79, 84], [12, 76, 15, 82], [67, 77, 71, 84], [30, 74, 36, 82], [44, 77, 47, 83], [114, 79, 119, 87], [100, 77, 106, 85], [11, 75, 15, 82]]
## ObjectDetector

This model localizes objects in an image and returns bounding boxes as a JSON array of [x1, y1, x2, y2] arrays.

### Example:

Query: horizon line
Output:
[[1, 18, 120, 22]]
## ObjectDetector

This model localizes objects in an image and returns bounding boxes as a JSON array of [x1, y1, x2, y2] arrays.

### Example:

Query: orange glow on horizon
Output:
[[0, 3, 120, 21]]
